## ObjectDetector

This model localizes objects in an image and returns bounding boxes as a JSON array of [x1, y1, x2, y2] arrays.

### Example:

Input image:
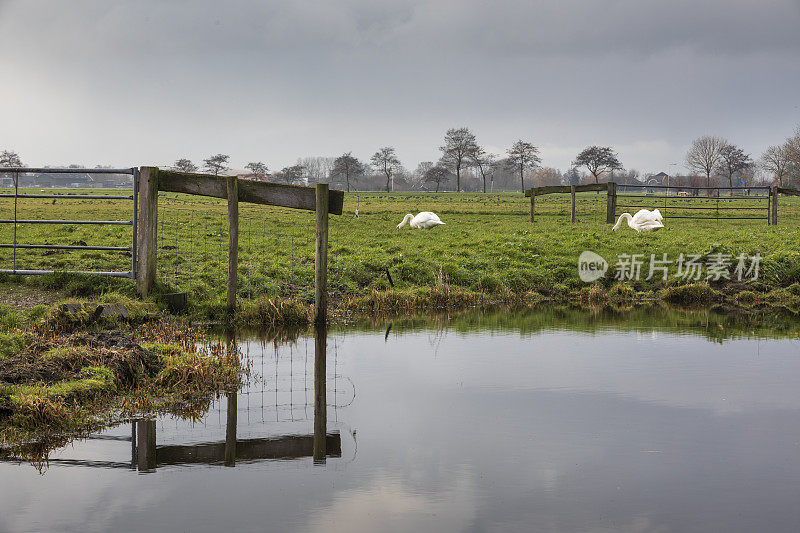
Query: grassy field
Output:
[[1, 188, 800, 316]]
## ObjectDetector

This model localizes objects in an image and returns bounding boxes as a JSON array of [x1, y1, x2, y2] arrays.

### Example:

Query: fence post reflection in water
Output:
[[225, 329, 238, 467], [313, 326, 327, 464], [136, 419, 157, 472]]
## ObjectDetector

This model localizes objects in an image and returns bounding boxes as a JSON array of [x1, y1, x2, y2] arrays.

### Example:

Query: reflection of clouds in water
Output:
[[1, 471, 167, 533], [364, 331, 800, 414], [305, 470, 476, 533]]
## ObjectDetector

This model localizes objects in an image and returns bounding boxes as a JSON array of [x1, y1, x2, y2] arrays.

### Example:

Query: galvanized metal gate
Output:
[[615, 184, 772, 223], [0, 167, 138, 278]]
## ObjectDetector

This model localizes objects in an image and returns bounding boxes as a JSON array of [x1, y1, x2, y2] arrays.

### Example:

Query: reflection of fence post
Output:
[[771, 186, 778, 226], [227, 176, 239, 313], [570, 185, 576, 223], [315, 184, 329, 326], [136, 167, 158, 298], [136, 419, 156, 472], [606, 182, 616, 224], [529, 192, 535, 223], [313, 326, 327, 464], [224, 329, 237, 466]]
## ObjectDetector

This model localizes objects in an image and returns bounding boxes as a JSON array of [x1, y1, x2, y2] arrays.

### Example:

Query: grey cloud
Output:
[[1, 0, 798, 170]]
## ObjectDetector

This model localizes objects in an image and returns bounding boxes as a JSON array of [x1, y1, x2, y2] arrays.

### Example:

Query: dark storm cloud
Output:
[[1, 0, 799, 170]]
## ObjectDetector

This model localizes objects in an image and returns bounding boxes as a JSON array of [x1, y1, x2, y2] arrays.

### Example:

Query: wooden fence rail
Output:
[[136, 167, 344, 324]]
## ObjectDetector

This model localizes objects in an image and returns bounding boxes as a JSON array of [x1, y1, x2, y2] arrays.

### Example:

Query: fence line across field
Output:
[[0, 166, 343, 321], [525, 182, 798, 225], [137, 167, 343, 322]]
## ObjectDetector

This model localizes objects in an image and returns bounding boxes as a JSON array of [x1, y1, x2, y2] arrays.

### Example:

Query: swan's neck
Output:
[[613, 213, 632, 230], [398, 214, 413, 228]]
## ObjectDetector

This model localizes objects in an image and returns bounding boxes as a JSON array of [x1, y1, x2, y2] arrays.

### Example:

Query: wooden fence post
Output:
[[570, 185, 576, 223], [772, 186, 778, 226], [529, 193, 535, 223], [227, 176, 239, 313], [606, 182, 617, 224], [314, 183, 329, 326], [136, 167, 158, 298]]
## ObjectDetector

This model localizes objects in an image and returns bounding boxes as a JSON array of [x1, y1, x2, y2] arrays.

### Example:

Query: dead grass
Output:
[[0, 318, 245, 452]]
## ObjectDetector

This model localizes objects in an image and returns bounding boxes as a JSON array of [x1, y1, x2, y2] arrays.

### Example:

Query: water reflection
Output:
[[127, 327, 340, 472], [313, 325, 328, 463], [2, 307, 800, 532]]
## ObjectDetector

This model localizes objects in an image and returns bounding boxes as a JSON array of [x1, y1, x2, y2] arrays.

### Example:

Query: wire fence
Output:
[[531, 191, 607, 221], [156, 193, 318, 300]]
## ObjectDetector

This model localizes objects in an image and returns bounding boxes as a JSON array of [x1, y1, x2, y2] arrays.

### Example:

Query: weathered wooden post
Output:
[[313, 325, 327, 463], [227, 176, 239, 313], [772, 186, 778, 226], [136, 167, 158, 298], [570, 185, 576, 223], [529, 191, 535, 223], [314, 183, 329, 326], [606, 182, 617, 224]]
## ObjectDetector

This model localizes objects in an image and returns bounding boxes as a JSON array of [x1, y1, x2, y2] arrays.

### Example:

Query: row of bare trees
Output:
[[6, 125, 799, 193], [760, 129, 800, 187], [685, 130, 800, 189]]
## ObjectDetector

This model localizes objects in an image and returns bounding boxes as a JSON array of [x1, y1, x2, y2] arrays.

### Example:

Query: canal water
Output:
[[2, 307, 800, 532]]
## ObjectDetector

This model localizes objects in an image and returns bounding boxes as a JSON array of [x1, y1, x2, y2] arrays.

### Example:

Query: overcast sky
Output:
[[1, 0, 799, 174]]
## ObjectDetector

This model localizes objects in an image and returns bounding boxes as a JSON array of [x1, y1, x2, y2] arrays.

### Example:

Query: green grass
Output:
[[2, 188, 800, 313]]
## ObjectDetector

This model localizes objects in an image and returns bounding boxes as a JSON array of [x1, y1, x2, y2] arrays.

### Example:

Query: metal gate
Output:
[[616, 184, 772, 223], [0, 167, 138, 278]]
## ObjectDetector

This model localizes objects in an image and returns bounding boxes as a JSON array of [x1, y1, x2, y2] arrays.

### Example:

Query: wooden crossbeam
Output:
[[156, 169, 344, 215]]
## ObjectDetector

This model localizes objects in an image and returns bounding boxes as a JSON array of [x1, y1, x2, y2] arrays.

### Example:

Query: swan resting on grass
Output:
[[613, 209, 664, 233], [397, 212, 445, 229]]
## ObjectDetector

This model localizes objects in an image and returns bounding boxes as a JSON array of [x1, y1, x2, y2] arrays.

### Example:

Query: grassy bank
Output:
[[1, 190, 800, 317], [0, 303, 245, 457]]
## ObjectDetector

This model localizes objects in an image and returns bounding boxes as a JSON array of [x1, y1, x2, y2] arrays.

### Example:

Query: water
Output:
[[2, 308, 800, 532]]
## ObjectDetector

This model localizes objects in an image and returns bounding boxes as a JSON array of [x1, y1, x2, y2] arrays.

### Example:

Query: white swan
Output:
[[396, 212, 445, 229], [613, 209, 664, 233]]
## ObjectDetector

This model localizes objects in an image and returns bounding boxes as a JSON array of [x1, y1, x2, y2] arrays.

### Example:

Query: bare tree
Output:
[[530, 167, 563, 187], [298, 156, 336, 184], [439, 127, 478, 192], [761, 145, 791, 187], [0, 150, 23, 185], [173, 158, 197, 173], [0, 150, 23, 167], [572, 146, 622, 184], [718, 143, 752, 191], [685, 136, 726, 186], [470, 146, 497, 193], [424, 165, 450, 192], [786, 128, 800, 185], [244, 161, 268, 180], [564, 167, 583, 186], [370, 147, 401, 192], [276, 164, 305, 184], [506, 140, 542, 193], [203, 154, 230, 176], [330, 152, 366, 192]]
